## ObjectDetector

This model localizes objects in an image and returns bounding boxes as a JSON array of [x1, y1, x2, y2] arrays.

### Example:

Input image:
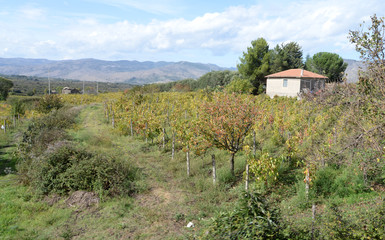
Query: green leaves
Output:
[[349, 14, 385, 99], [0, 77, 13, 101], [237, 38, 271, 93], [270, 42, 303, 73], [305, 52, 347, 82], [202, 191, 284, 240]]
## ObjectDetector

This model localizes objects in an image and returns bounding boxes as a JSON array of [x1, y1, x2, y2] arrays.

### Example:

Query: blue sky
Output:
[[0, 0, 383, 67]]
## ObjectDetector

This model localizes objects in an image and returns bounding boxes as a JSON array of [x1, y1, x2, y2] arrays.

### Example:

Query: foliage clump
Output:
[[36, 94, 63, 113], [21, 143, 136, 196], [0, 77, 13, 100], [202, 191, 284, 240]]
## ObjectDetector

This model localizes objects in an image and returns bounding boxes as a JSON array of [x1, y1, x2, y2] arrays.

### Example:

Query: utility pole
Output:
[[48, 77, 51, 95]]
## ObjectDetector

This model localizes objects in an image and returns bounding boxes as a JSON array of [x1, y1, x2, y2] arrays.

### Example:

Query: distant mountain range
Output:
[[0, 57, 362, 85], [0, 58, 232, 84]]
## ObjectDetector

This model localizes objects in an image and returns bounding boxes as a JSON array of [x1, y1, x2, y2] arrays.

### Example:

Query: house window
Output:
[[283, 79, 288, 87]]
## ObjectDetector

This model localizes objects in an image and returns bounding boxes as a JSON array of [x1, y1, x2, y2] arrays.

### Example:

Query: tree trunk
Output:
[[230, 152, 235, 176], [212, 154, 216, 184]]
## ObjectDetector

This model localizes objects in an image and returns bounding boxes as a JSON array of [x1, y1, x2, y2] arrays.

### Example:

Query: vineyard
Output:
[[98, 84, 385, 238], [1, 79, 385, 238]]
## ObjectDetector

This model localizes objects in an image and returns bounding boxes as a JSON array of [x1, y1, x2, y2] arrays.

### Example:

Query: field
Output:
[[1, 84, 385, 239]]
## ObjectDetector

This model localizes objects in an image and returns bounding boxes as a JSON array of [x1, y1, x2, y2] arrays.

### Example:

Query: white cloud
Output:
[[19, 6, 45, 20], [0, 0, 383, 65]]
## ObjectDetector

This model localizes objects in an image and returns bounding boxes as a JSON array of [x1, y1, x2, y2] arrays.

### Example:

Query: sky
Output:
[[0, 0, 383, 68]]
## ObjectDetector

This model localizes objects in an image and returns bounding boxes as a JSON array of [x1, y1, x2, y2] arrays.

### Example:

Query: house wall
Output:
[[266, 78, 301, 98]]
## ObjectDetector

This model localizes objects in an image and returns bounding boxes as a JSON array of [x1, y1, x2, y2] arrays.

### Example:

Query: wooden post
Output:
[[106, 105, 110, 123], [162, 127, 165, 149], [212, 154, 216, 184], [245, 164, 249, 191], [112, 111, 115, 128], [3, 119, 6, 133], [145, 122, 148, 143], [130, 118, 133, 136], [305, 167, 310, 200], [172, 131, 175, 160], [187, 145, 190, 177], [311, 204, 316, 239], [253, 130, 256, 156]]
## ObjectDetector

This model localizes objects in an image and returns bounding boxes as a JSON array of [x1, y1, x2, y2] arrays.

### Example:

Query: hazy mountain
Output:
[[344, 59, 365, 83], [0, 58, 232, 84]]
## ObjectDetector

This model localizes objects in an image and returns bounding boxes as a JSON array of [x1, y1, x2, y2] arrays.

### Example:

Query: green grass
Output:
[[2, 103, 385, 239], [0, 174, 73, 239]]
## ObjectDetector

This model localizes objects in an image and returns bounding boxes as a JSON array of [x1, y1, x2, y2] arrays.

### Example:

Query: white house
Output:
[[265, 69, 328, 98]]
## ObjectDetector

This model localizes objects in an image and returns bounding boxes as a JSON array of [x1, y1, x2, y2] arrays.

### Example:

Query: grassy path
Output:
[[72, 104, 206, 239], [0, 104, 238, 239]]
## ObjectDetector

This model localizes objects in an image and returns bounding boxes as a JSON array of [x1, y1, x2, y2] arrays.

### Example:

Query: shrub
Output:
[[18, 107, 79, 155], [22, 143, 137, 197], [36, 94, 63, 113], [202, 191, 284, 239], [312, 166, 337, 197]]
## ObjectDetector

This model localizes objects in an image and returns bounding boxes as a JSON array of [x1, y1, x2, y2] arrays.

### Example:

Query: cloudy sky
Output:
[[0, 0, 382, 67]]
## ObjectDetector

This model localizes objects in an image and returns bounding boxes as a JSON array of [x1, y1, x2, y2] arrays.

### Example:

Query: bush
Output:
[[36, 94, 63, 113], [312, 166, 337, 197], [202, 191, 284, 239], [21, 143, 137, 197], [312, 166, 368, 198], [19, 107, 79, 155]]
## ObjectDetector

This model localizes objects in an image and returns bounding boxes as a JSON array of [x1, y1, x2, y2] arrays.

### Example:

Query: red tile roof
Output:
[[266, 69, 328, 79]]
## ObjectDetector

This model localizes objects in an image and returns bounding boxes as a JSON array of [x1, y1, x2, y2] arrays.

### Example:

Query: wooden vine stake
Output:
[[145, 122, 148, 143], [311, 204, 316, 239], [305, 166, 310, 200], [212, 154, 216, 184], [162, 127, 166, 149], [130, 118, 133, 136], [106, 104, 110, 123], [112, 111, 115, 128], [186, 145, 190, 177], [245, 164, 249, 191], [172, 131, 175, 161]]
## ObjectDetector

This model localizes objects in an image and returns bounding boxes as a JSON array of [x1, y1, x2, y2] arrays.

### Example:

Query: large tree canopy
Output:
[[270, 42, 303, 73], [237, 38, 270, 94], [305, 52, 347, 82], [0, 77, 13, 100]]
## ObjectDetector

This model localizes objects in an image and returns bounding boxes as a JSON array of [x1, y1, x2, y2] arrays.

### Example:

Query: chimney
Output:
[[300, 69, 304, 77]]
